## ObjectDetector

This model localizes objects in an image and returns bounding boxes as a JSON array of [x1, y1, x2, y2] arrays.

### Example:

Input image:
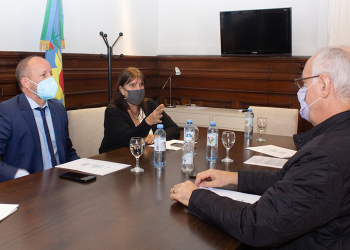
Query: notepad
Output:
[[57, 158, 130, 176], [244, 155, 288, 169]]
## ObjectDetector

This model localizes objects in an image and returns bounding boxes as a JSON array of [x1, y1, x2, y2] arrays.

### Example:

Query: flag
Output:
[[40, 0, 65, 105]]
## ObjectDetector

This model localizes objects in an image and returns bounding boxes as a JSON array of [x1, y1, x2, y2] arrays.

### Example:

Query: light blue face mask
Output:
[[27, 77, 58, 100]]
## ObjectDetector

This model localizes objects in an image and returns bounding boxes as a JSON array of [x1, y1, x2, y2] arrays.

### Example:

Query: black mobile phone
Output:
[[59, 172, 96, 183]]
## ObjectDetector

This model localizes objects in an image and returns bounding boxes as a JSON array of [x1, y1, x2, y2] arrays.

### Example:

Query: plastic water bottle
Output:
[[181, 141, 194, 173], [206, 121, 218, 161], [184, 119, 195, 143], [244, 108, 254, 139], [154, 124, 166, 168]]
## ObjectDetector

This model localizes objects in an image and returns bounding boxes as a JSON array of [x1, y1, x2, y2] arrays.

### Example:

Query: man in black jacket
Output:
[[170, 46, 350, 249]]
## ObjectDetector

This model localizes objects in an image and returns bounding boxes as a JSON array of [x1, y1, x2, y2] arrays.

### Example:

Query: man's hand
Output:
[[170, 170, 238, 206], [195, 169, 238, 188], [170, 180, 198, 207], [144, 134, 154, 144], [145, 104, 164, 126]]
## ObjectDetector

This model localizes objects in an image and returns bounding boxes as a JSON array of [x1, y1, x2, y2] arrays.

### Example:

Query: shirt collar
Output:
[[25, 94, 48, 110], [293, 110, 350, 150]]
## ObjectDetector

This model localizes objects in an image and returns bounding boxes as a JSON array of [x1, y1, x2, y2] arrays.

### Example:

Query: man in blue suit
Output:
[[0, 56, 79, 182]]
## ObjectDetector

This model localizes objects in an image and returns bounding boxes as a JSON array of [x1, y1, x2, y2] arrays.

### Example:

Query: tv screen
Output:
[[220, 8, 292, 56]]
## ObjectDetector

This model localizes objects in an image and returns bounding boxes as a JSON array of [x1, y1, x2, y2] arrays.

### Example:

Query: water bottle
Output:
[[206, 121, 218, 161], [184, 119, 195, 143], [244, 108, 254, 139], [181, 141, 194, 173], [154, 124, 166, 168]]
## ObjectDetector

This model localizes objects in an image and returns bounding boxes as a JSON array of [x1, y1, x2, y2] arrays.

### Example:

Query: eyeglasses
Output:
[[294, 75, 320, 89]]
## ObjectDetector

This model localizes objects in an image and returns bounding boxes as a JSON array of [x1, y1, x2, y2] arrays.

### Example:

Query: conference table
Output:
[[0, 129, 296, 250]]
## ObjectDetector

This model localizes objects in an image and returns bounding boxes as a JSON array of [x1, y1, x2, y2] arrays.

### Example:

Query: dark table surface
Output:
[[0, 129, 296, 250]]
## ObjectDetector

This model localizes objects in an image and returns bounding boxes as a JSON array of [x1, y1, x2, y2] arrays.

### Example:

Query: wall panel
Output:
[[0, 51, 310, 132]]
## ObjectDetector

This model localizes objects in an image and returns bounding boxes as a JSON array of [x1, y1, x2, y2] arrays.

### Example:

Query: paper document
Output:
[[184, 106, 208, 110], [203, 188, 261, 204], [0, 204, 19, 221], [246, 145, 296, 158], [244, 155, 288, 169], [149, 139, 184, 151], [57, 158, 130, 176]]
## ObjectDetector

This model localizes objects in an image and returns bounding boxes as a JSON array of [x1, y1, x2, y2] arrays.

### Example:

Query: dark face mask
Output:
[[124, 88, 145, 105]]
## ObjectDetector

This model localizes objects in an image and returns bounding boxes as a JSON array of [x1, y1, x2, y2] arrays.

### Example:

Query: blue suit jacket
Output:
[[0, 93, 79, 182]]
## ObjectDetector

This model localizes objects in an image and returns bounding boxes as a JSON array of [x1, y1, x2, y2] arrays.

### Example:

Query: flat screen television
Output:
[[220, 8, 292, 56]]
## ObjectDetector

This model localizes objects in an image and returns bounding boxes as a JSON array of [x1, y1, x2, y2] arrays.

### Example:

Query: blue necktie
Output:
[[35, 107, 57, 167]]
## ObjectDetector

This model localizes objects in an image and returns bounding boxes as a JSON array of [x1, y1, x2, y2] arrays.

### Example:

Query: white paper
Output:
[[246, 145, 296, 158], [0, 204, 18, 221], [184, 106, 208, 110], [244, 155, 288, 169], [56, 158, 130, 176], [166, 140, 185, 150], [149, 139, 184, 151], [203, 188, 261, 204]]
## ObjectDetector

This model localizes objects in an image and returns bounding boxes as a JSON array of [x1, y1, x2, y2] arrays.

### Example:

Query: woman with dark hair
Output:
[[99, 67, 180, 154]]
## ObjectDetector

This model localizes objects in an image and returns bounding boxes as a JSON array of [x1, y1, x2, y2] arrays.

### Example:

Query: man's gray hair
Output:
[[312, 46, 350, 99]]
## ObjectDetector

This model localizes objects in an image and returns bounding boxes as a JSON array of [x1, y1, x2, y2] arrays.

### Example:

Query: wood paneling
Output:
[[0, 51, 311, 132], [61, 54, 159, 109]]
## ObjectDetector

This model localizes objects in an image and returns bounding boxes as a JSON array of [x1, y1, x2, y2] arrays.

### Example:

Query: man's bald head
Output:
[[15, 56, 44, 90]]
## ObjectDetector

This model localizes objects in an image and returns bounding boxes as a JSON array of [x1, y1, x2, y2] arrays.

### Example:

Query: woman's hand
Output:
[[145, 104, 164, 126], [144, 134, 154, 144]]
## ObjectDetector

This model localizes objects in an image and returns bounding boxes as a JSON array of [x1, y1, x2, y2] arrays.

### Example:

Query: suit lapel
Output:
[[18, 93, 41, 152]]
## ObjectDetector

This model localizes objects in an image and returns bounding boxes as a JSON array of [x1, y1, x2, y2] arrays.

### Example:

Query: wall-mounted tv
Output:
[[220, 8, 292, 56]]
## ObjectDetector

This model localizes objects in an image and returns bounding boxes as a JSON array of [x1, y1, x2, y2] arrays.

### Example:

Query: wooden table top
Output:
[[0, 129, 296, 250]]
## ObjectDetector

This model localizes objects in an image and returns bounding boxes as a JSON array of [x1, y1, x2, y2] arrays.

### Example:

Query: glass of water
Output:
[[257, 117, 267, 142], [130, 137, 145, 173], [221, 131, 235, 162], [193, 126, 199, 155]]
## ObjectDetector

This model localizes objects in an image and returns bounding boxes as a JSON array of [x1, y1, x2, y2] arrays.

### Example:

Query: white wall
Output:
[[0, 0, 159, 56], [158, 0, 330, 56], [0, 0, 331, 56]]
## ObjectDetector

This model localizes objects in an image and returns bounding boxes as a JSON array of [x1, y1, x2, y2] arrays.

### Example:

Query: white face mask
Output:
[[27, 77, 58, 100]]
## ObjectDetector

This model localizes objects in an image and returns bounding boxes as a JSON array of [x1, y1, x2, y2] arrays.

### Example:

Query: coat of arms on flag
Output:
[[40, 0, 65, 105]]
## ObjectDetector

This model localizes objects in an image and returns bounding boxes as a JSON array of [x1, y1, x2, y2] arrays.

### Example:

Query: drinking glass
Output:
[[257, 117, 268, 142], [130, 137, 145, 173], [221, 131, 235, 162]]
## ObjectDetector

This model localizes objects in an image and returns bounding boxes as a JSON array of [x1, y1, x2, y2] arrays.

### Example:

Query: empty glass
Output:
[[129, 137, 145, 173], [221, 131, 235, 162], [257, 117, 267, 142]]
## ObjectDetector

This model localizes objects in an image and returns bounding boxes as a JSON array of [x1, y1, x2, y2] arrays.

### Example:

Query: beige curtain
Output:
[[329, 0, 350, 45]]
